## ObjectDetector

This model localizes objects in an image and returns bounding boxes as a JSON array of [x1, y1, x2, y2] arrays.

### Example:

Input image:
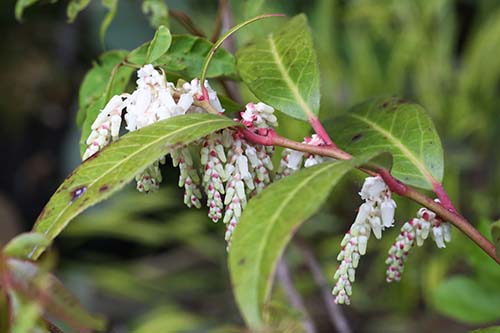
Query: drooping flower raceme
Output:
[[200, 133, 227, 222], [221, 103, 278, 248], [385, 202, 451, 282], [82, 66, 279, 246], [332, 176, 397, 304], [82, 95, 126, 160]]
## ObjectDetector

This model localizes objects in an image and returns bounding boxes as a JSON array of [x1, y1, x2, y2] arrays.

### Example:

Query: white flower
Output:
[[277, 134, 331, 178], [182, 78, 224, 113], [124, 66, 193, 132], [418, 204, 451, 249], [386, 203, 450, 283], [171, 147, 202, 208], [82, 95, 126, 160], [359, 176, 387, 201], [136, 158, 164, 193], [333, 176, 396, 304], [240, 102, 278, 128], [201, 133, 227, 222]]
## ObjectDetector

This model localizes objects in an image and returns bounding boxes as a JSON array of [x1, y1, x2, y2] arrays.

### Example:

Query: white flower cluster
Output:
[[83, 66, 277, 246], [171, 147, 202, 208], [277, 134, 329, 178], [82, 65, 223, 194], [386, 203, 451, 282], [221, 103, 277, 247], [332, 176, 397, 304], [201, 133, 226, 222]]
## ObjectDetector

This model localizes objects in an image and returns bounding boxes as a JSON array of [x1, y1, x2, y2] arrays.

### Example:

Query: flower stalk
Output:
[[238, 127, 500, 265]]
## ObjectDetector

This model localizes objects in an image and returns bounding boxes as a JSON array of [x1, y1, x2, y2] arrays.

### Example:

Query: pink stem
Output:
[[309, 116, 336, 148], [239, 128, 500, 265], [432, 181, 457, 213]]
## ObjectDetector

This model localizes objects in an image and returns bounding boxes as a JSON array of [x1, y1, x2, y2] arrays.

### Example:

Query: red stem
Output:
[[432, 180, 457, 213], [241, 129, 500, 265], [309, 116, 336, 147]]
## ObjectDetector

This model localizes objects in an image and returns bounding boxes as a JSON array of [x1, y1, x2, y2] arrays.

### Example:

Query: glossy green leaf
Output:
[[66, 0, 92, 22], [8, 259, 105, 331], [15, 0, 40, 20], [491, 220, 500, 258], [146, 26, 172, 63], [236, 14, 320, 121], [100, 0, 118, 44], [32, 114, 236, 259], [432, 276, 500, 324], [142, 0, 169, 28], [77, 50, 130, 128], [128, 35, 236, 78], [330, 97, 443, 190], [3, 232, 50, 259], [229, 152, 383, 328]]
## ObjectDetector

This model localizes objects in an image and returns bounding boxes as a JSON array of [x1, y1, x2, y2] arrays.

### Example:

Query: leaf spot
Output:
[[99, 185, 109, 193], [70, 186, 87, 203], [351, 133, 363, 143]]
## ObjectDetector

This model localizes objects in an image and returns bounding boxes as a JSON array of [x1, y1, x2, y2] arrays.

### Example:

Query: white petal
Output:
[[381, 199, 396, 228], [354, 203, 371, 225]]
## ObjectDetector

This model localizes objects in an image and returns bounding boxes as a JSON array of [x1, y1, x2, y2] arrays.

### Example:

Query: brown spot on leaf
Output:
[[351, 133, 363, 142], [99, 185, 109, 193], [238, 258, 246, 266]]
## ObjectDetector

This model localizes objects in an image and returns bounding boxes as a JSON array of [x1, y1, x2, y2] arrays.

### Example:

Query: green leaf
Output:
[[491, 220, 500, 258], [432, 276, 500, 324], [236, 14, 320, 121], [15, 0, 40, 20], [229, 152, 383, 328], [330, 97, 443, 190], [7, 259, 105, 331], [146, 26, 172, 63], [129, 35, 236, 79], [32, 114, 236, 259], [156, 35, 236, 78], [66, 0, 92, 22], [77, 50, 131, 128], [132, 306, 202, 333], [142, 0, 169, 28], [3, 232, 50, 259], [100, 0, 118, 45]]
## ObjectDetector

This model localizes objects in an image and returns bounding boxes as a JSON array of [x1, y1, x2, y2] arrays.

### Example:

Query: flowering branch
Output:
[[240, 129, 500, 265]]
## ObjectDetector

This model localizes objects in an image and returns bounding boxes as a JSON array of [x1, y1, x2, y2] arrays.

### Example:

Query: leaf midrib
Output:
[[349, 113, 434, 185], [250, 162, 334, 324], [35, 117, 231, 255], [267, 34, 314, 119]]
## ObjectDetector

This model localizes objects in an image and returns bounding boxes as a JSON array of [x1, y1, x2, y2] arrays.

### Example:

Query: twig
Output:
[[170, 10, 206, 37], [276, 258, 316, 333], [238, 128, 500, 265], [211, 0, 225, 42], [294, 238, 352, 333]]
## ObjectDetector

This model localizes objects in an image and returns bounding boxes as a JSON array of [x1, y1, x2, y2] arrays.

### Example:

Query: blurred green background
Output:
[[0, 0, 499, 332]]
